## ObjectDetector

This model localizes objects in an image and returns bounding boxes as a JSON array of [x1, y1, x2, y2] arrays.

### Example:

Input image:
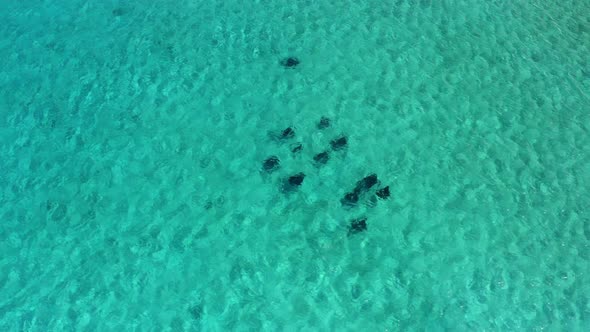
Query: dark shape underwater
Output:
[[313, 151, 330, 165], [342, 191, 359, 206], [281, 57, 300, 68], [280, 127, 295, 139], [291, 143, 303, 153], [342, 174, 379, 206], [262, 156, 280, 173], [356, 174, 378, 192], [270, 127, 296, 142], [348, 217, 367, 235], [330, 136, 348, 150], [317, 116, 331, 129], [376, 186, 390, 199], [282, 173, 305, 192]]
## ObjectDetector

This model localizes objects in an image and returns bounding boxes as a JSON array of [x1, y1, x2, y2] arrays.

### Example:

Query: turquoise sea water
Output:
[[1, 0, 590, 330]]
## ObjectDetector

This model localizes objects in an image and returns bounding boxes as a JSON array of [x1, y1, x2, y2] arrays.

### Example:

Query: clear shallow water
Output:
[[1, 0, 589, 330]]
